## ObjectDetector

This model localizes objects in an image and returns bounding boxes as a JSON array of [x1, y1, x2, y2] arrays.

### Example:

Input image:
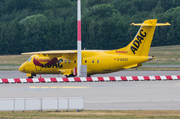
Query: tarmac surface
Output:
[[0, 70, 180, 78], [0, 71, 180, 110]]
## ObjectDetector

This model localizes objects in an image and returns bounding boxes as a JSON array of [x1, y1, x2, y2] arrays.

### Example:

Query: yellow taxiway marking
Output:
[[30, 87, 40, 89], [41, 87, 49, 88], [50, 87, 58, 88], [59, 87, 89, 89], [177, 83, 180, 85], [30, 86, 89, 89]]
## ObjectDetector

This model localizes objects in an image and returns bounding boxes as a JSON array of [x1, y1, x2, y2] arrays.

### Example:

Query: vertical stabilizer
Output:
[[114, 19, 170, 56]]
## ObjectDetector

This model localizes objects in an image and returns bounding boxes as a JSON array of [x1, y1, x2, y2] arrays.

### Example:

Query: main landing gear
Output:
[[65, 74, 90, 77], [65, 74, 75, 78]]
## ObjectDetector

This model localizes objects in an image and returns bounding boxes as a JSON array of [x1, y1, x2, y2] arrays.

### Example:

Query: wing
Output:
[[21, 50, 77, 57], [21, 50, 106, 58]]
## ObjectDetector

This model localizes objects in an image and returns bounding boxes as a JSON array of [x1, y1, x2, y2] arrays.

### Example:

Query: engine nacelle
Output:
[[33, 56, 58, 66]]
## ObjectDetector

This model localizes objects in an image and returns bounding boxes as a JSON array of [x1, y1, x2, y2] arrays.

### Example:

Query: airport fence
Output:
[[0, 97, 84, 112]]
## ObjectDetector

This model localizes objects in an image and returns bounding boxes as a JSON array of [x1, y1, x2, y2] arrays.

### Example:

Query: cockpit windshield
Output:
[[27, 57, 32, 62]]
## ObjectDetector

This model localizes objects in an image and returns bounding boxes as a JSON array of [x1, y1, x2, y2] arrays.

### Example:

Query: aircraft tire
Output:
[[28, 76, 33, 78], [65, 74, 75, 77]]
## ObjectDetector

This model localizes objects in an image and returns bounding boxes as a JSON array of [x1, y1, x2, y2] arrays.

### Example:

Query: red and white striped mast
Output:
[[77, 0, 82, 77]]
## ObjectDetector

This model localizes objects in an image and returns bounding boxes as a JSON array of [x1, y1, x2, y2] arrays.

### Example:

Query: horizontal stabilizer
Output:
[[156, 22, 171, 26], [131, 22, 171, 26], [131, 23, 153, 26]]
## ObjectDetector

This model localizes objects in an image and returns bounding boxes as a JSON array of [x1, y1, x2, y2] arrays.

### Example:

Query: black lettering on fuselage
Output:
[[131, 29, 147, 54], [52, 63, 58, 68], [58, 62, 63, 68], [41, 63, 63, 69], [116, 58, 128, 61]]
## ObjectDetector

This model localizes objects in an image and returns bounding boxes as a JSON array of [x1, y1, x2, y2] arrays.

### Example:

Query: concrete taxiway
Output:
[[0, 70, 180, 78], [0, 71, 180, 110]]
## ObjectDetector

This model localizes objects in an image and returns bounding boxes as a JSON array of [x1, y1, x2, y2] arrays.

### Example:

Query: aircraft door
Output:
[[102, 56, 110, 71]]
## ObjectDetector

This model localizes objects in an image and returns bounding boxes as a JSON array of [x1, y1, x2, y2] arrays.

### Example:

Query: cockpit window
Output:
[[27, 57, 32, 62]]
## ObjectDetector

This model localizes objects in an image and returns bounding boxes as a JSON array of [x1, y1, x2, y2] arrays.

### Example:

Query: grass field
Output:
[[0, 55, 30, 65], [146, 45, 180, 65], [0, 110, 180, 119], [126, 67, 180, 71]]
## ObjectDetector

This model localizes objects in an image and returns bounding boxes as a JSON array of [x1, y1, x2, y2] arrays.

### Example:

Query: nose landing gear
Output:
[[27, 73, 36, 78]]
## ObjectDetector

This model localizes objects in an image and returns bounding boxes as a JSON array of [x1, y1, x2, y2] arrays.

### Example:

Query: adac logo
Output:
[[130, 29, 146, 54], [33, 57, 58, 66]]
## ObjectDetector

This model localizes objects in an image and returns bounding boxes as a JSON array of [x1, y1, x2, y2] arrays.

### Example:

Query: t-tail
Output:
[[110, 19, 170, 56]]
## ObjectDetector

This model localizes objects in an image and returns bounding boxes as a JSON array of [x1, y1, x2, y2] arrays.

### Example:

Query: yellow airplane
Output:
[[19, 19, 170, 78]]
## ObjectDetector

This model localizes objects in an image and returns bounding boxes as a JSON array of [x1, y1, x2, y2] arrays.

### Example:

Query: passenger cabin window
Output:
[[85, 60, 87, 63], [69, 60, 71, 63], [59, 59, 63, 63], [27, 57, 32, 62], [74, 60, 76, 63], [65, 60, 67, 63], [97, 60, 99, 63], [92, 60, 94, 63]]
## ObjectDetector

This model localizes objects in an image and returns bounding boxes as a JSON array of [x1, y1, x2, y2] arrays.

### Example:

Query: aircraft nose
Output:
[[19, 63, 25, 72]]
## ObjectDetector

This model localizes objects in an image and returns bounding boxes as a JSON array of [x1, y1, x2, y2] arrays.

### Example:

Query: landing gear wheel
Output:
[[28, 76, 33, 78], [65, 74, 75, 78]]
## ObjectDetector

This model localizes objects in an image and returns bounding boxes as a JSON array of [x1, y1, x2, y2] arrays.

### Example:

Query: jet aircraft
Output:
[[19, 19, 170, 78]]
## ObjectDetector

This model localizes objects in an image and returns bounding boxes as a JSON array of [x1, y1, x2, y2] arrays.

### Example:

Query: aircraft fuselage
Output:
[[19, 51, 152, 76]]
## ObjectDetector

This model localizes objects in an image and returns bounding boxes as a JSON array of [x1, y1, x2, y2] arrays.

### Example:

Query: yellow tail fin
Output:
[[112, 19, 170, 56]]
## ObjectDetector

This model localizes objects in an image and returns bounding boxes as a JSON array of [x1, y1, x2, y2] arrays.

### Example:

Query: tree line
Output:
[[0, 0, 180, 55]]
